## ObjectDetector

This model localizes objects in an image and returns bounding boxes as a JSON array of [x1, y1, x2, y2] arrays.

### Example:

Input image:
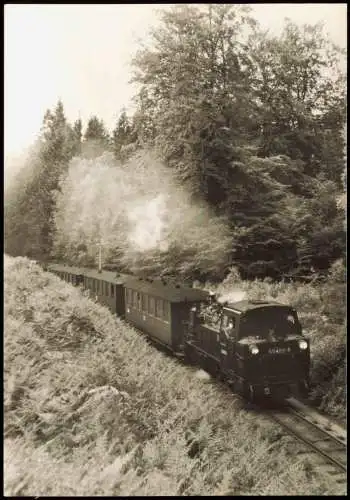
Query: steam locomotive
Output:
[[46, 263, 310, 403]]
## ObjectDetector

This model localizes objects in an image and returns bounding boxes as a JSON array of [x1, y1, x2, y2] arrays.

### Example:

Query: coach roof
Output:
[[48, 264, 129, 284], [82, 268, 130, 284], [125, 277, 209, 303]]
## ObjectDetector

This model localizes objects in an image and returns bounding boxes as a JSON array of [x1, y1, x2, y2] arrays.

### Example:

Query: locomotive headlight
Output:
[[249, 345, 259, 355], [298, 340, 308, 350]]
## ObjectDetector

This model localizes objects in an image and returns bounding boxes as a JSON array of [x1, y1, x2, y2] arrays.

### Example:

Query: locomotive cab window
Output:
[[239, 307, 300, 341], [222, 314, 236, 339]]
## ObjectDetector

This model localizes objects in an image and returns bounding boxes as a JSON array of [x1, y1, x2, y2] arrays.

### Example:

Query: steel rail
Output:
[[267, 405, 347, 474]]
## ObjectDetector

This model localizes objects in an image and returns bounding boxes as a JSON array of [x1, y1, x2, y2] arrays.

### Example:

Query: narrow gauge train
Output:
[[47, 263, 310, 402]]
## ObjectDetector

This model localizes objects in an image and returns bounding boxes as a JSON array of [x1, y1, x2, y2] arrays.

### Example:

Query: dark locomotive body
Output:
[[46, 263, 310, 403], [185, 300, 310, 401]]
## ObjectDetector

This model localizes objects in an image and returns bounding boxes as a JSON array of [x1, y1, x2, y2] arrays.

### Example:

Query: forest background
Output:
[[5, 4, 346, 283]]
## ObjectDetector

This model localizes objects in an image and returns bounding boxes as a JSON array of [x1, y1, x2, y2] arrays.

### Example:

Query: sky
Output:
[[4, 3, 347, 158]]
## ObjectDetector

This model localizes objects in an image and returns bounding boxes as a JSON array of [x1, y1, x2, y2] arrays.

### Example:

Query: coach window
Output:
[[133, 290, 138, 309], [149, 296, 156, 316], [156, 299, 163, 319], [163, 301, 170, 323], [105, 282, 109, 296], [142, 293, 148, 312], [111, 284, 115, 297]]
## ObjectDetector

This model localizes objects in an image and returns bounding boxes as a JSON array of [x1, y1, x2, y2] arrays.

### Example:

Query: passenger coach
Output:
[[124, 277, 209, 356], [82, 269, 129, 317], [47, 264, 129, 318], [47, 263, 85, 286]]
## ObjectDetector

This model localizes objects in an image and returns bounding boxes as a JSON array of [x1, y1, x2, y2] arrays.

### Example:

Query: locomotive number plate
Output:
[[268, 347, 291, 354]]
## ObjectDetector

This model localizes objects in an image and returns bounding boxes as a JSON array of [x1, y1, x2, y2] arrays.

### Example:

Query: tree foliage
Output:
[[5, 6, 346, 281], [130, 4, 346, 279], [5, 101, 81, 260], [111, 109, 137, 161], [82, 116, 111, 157]]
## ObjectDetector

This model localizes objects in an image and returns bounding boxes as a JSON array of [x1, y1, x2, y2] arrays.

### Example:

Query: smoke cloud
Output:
[[53, 148, 231, 278], [217, 289, 247, 304]]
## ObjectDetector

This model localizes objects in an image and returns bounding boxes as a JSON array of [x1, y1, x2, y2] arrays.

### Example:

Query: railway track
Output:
[[266, 397, 347, 483]]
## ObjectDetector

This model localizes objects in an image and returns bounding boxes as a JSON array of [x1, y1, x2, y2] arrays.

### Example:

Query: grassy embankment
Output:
[[4, 255, 345, 496]]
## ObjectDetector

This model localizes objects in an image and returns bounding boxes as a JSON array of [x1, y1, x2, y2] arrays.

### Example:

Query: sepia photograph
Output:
[[4, 3, 347, 496]]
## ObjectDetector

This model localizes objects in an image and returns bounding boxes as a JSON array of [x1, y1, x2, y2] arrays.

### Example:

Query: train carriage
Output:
[[82, 269, 129, 317], [47, 264, 129, 317], [46, 264, 85, 286], [124, 277, 209, 355]]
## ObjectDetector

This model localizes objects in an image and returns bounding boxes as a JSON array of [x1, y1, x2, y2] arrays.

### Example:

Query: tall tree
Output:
[[130, 5, 346, 279], [131, 4, 257, 204], [5, 101, 80, 260], [247, 20, 346, 186], [83, 116, 110, 156], [112, 109, 136, 160]]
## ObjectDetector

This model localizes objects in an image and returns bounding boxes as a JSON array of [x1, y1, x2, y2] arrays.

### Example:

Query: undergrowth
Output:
[[4, 255, 346, 495]]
